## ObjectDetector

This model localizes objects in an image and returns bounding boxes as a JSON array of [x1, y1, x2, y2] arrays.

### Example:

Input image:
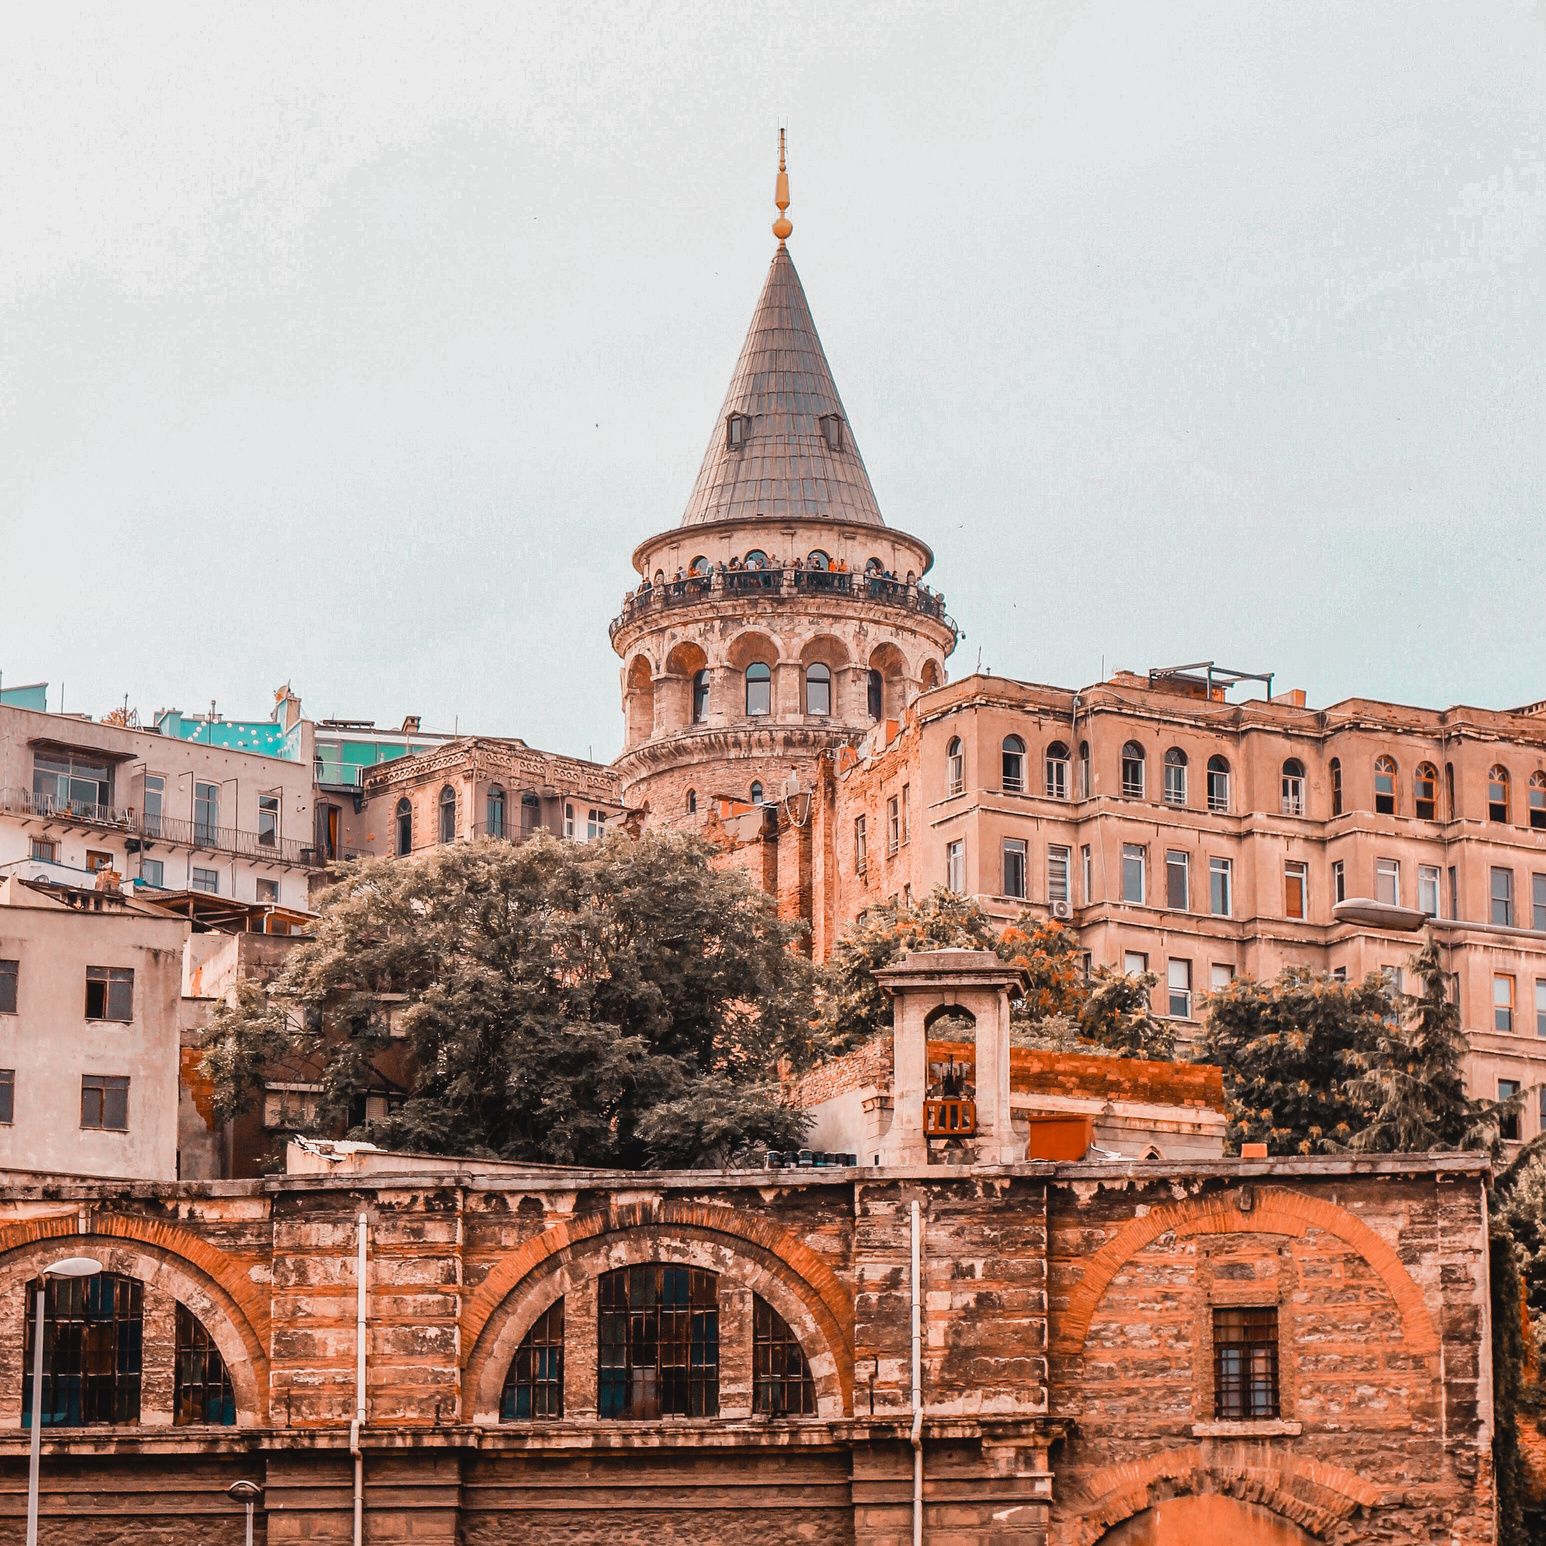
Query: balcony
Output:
[[609, 566, 955, 639], [0, 788, 321, 868]]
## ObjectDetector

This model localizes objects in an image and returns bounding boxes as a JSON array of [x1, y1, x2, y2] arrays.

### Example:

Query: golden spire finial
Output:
[[773, 127, 793, 245]]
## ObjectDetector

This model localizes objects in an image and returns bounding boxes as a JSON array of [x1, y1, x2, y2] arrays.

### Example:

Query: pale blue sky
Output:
[[2, 3, 1542, 755]]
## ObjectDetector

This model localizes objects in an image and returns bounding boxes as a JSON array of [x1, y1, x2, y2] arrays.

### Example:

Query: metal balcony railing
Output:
[[0, 788, 321, 867], [610, 566, 955, 639]]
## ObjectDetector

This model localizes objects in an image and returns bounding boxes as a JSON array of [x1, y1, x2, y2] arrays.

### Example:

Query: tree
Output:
[[998, 916, 1087, 1025], [1078, 967, 1173, 1060], [201, 832, 817, 1168]]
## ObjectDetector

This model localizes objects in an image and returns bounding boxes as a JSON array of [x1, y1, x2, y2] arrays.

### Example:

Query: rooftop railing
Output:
[[609, 566, 955, 639], [0, 787, 321, 867]]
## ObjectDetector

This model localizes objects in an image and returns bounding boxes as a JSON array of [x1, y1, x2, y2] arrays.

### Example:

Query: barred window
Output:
[[23, 1272, 143, 1426], [502, 1299, 564, 1420], [598, 1266, 718, 1419], [1213, 1306, 1279, 1420], [752, 1295, 816, 1416], [175, 1302, 235, 1425]]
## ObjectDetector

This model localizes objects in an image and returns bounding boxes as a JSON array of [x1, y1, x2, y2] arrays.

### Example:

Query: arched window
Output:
[[175, 1302, 236, 1426], [25, 1271, 143, 1425], [1374, 756, 1397, 815], [805, 663, 832, 716], [686, 789, 697, 815], [1002, 735, 1025, 794], [692, 669, 710, 724], [752, 1295, 816, 1416], [1329, 757, 1342, 817], [1414, 763, 1438, 822], [867, 669, 884, 720], [806, 550, 830, 571], [865, 557, 884, 576], [751, 782, 764, 805], [1489, 766, 1510, 824], [1044, 741, 1069, 800], [1163, 748, 1188, 807], [598, 1265, 719, 1418], [1078, 741, 1091, 799], [521, 792, 541, 837], [1530, 771, 1546, 831], [745, 662, 772, 716], [501, 1300, 564, 1420], [1207, 755, 1230, 813], [395, 798, 412, 856], [438, 785, 457, 844], [1280, 758, 1305, 817], [487, 787, 506, 839], [1121, 742, 1145, 799], [743, 549, 768, 570], [689, 555, 710, 575], [947, 737, 964, 797]]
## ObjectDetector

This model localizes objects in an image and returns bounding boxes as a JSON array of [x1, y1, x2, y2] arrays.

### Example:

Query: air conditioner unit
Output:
[[1050, 899, 1073, 920]]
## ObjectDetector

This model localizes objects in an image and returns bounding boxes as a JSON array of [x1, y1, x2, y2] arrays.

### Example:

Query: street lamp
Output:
[[227, 1480, 263, 1546], [26, 1255, 102, 1546]]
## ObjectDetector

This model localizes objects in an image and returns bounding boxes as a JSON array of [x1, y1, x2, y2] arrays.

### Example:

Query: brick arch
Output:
[[462, 1200, 854, 1411], [0, 1224, 269, 1426], [1051, 1186, 1437, 1358], [1065, 1444, 1383, 1545]]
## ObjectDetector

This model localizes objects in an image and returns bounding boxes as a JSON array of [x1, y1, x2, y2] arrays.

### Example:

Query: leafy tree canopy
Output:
[[200, 832, 817, 1168]]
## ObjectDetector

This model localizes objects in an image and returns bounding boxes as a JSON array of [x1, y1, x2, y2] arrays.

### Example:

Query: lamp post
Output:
[[26, 1255, 102, 1546], [227, 1480, 262, 1546]]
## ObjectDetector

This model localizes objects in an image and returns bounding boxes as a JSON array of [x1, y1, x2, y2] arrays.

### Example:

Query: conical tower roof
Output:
[[680, 246, 885, 528]]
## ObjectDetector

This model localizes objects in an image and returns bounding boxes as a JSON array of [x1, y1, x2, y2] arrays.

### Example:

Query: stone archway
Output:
[[1098, 1496, 1313, 1546]]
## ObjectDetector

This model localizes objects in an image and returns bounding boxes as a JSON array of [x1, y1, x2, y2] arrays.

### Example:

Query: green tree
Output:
[[201, 832, 816, 1168], [1078, 967, 1173, 1059]]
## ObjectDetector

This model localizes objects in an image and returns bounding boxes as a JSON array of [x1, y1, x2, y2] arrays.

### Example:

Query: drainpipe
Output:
[[910, 1198, 923, 1546], [350, 1212, 368, 1546]]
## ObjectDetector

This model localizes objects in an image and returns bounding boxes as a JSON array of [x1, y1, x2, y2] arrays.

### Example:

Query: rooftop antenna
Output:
[[773, 128, 793, 246]]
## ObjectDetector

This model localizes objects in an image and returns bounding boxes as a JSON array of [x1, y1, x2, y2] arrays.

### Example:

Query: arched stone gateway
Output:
[[1096, 1496, 1314, 1546]]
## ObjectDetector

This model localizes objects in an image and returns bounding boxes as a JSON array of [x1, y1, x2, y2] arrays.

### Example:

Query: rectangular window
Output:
[[1081, 845, 1093, 905], [854, 816, 867, 875], [900, 784, 911, 844], [1213, 1307, 1279, 1419], [1121, 844, 1145, 904], [1284, 861, 1307, 920], [1123, 950, 1149, 977], [1164, 758, 1186, 807], [1495, 974, 1516, 1033], [86, 850, 114, 874], [30, 839, 57, 864], [598, 1265, 719, 1419], [563, 803, 575, 839], [24, 1272, 142, 1426], [1375, 858, 1400, 907], [32, 751, 110, 813], [1167, 958, 1192, 1019], [193, 782, 219, 846], [1044, 753, 1067, 800], [1280, 770, 1304, 817], [142, 774, 165, 837], [1165, 850, 1189, 912], [1210, 858, 1232, 918], [81, 1075, 129, 1131], [1210, 963, 1235, 992], [1418, 865, 1441, 918], [263, 1086, 322, 1130], [255, 879, 279, 904], [1492, 867, 1515, 927], [191, 867, 220, 895], [946, 839, 965, 895], [0, 961, 15, 1016], [0, 1069, 12, 1124], [1002, 839, 1026, 900], [140, 859, 164, 888], [1330, 760, 1342, 817], [1331, 966, 1348, 981], [1536, 979, 1546, 1039], [1047, 845, 1071, 906], [1382, 965, 1403, 996], [887, 796, 900, 855], [1499, 1080, 1522, 1142], [1450, 866, 1459, 923], [1534, 874, 1546, 933], [84, 967, 133, 1023], [1332, 860, 1345, 904], [588, 809, 606, 841], [257, 794, 280, 847]]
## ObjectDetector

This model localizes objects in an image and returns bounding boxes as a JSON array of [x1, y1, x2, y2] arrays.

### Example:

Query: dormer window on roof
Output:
[[726, 413, 751, 451], [819, 413, 844, 452]]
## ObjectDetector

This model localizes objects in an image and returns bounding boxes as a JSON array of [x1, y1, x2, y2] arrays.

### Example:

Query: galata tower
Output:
[[610, 138, 959, 822]]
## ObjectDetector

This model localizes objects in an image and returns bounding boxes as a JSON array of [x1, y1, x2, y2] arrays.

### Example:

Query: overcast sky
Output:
[[2, 3, 1543, 757]]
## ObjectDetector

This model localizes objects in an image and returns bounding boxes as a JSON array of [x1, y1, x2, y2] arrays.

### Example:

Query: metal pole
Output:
[[26, 1284, 45, 1546], [245, 1499, 254, 1546]]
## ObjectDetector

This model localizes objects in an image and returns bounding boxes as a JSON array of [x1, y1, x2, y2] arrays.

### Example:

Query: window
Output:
[[1206, 755, 1230, 813], [564, 803, 575, 839], [746, 662, 772, 717], [257, 794, 280, 847], [487, 787, 506, 839], [1380, 964, 1404, 997], [1123, 950, 1149, 977], [86, 850, 114, 874], [396, 798, 412, 855], [1329, 758, 1342, 817], [1165, 850, 1189, 911], [1450, 865, 1460, 923], [1213, 1307, 1278, 1420], [1418, 865, 1440, 918], [1047, 845, 1071, 906], [947, 738, 964, 796], [726, 411, 750, 450], [438, 786, 457, 844], [1375, 858, 1400, 907], [85, 967, 133, 1023], [693, 670, 710, 724], [598, 1265, 718, 1419], [1284, 861, 1307, 920], [1492, 867, 1515, 927], [140, 859, 164, 888], [255, 879, 279, 904], [1373, 757, 1396, 815], [142, 774, 164, 837], [1535, 874, 1546, 932], [23, 1273, 143, 1426], [1499, 1080, 1522, 1142], [1002, 840, 1026, 900], [1280, 759, 1305, 817], [81, 1075, 129, 1131], [752, 1295, 816, 1416], [30, 839, 57, 864], [1537, 980, 1546, 1038], [855, 816, 868, 875], [32, 751, 110, 814], [867, 669, 883, 721], [1210, 858, 1232, 918], [263, 1086, 321, 1130], [194, 782, 220, 845], [1531, 772, 1546, 831], [0, 960, 15, 1015], [191, 867, 219, 895], [805, 663, 831, 717], [1081, 845, 1093, 905], [587, 809, 606, 840], [1002, 736, 1025, 794], [1121, 844, 1145, 904], [1121, 742, 1145, 799], [1077, 742, 1091, 799], [1495, 975, 1516, 1033], [806, 549, 830, 571], [1210, 963, 1236, 992], [685, 789, 697, 815], [887, 796, 900, 855], [1332, 860, 1346, 904], [502, 1300, 564, 1420], [1489, 766, 1511, 824], [175, 1302, 235, 1426], [521, 792, 541, 836], [1167, 958, 1192, 1019], [1414, 763, 1438, 821], [1044, 741, 1068, 799], [1163, 748, 1187, 806], [0, 1069, 11, 1124], [819, 413, 844, 452], [946, 840, 966, 894], [900, 784, 911, 844]]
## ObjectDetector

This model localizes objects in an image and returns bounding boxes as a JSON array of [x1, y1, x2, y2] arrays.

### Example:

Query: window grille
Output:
[[502, 1299, 564, 1419], [752, 1295, 816, 1416], [175, 1302, 235, 1425], [24, 1272, 143, 1426], [1213, 1306, 1278, 1420], [598, 1266, 718, 1419]]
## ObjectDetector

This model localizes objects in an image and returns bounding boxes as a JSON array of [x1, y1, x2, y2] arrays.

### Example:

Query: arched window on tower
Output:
[[947, 738, 964, 797], [691, 669, 711, 724], [395, 798, 412, 856], [686, 789, 698, 815], [1374, 756, 1397, 815], [1045, 741, 1069, 800], [439, 785, 457, 844], [1414, 763, 1438, 822], [1207, 756, 1230, 814], [1489, 766, 1511, 824], [1001, 736, 1025, 794], [486, 787, 506, 839], [745, 662, 772, 717], [751, 781, 764, 805], [1121, 742, 1146, 799], [1280, 759, 1305, 817], [1329, 758, 1342, 816], [1530, 771, 1546, 831], [805, 663, 831, 716], [867, 669, 883, 721], [1077, 741, 1091, 799], [1163, 748, 1188, 806]]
